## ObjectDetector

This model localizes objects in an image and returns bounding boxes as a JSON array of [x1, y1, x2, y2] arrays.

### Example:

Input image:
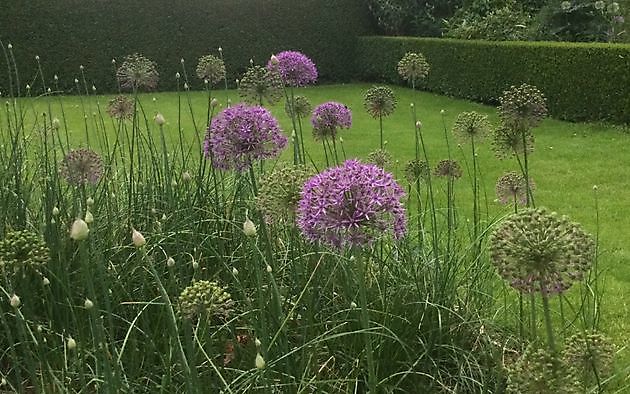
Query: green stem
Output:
[[355, 252, 378, 392]]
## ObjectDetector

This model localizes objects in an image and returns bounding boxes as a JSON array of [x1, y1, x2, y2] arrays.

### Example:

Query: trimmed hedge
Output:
[[0, 0, 373, 94], [356, 36, 630, 123]]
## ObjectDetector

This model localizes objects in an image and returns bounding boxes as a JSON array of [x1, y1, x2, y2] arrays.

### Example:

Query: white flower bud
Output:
[[171, 179, 178, 188], [180, 58, 185, 64], [92, 85, 96, 92], [218, 46, 223, 52], [26, 84, 31, 90], [161, 213, 167, 221], [182, 171, 192, 182], [270, 54, 279, 65], [51, 118, 60, 129], [70, 219, 89, 241], [84, 210, 94, 224], [52, 206, 60, 216], [7, 43, 12, 49], [415, 120, 422, 129], [86, 197, 94, 206], [255, 353, 265, 369], [74, 78, 79, 84], [204, 79, 209, 85], [84, 298, 94, 309], [10, 294, 20, 308], [35, 55, 40, 61], [266, 265, 272, 273], [43, 277, 50, 286], [243, 218, 257, 237], [131, 228, 146, 248], [255, 338, 262, 347], [54, 74, 58, 81], [350, 301, 357, 308], [593, 185, 598, 191], [79, 65, 84, 70], [232, 267, 239, 276], [167, 257, 175, 267], [192, 261, 199, 269], [175, 72, 181, 79], [67, 337, 77, 350], [154, 113, 166, 126], [111, 58, 116, 64], [210, 98, 218, 108], [184, 83, 189, 90]]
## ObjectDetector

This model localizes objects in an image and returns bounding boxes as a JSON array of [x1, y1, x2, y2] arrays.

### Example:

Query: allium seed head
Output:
[[499, 84, 547, 131], [59, 148, 104, 186], [507, 346, 574, 393], [0, 230, 49, 275], [256, 165, 312, 224], [367, 148, 393, 169], [495, 171, 534, 205], [178, 280, 233, 320], [434, 159, 463, 179], [267, 51, 317, 87], [563, 331, 615, 387], [492, 123, 535, 159], [285, 95, 312, 119], [452, 111, 491, 143], [116, 53, 159, 91], [403, 159, 430, 184], [363, 86, 397, 118], [397, 52, 430, 84], [238, 65, 283, 106], [106, 96, 134, 120]]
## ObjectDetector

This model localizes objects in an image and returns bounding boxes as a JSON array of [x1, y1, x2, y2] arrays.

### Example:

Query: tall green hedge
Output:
[[0, 0, 373, 94], [356, 36, 630, 123]]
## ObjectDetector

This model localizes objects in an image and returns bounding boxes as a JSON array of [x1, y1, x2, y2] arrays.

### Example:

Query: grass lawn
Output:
[[8, 82, 630, 383]]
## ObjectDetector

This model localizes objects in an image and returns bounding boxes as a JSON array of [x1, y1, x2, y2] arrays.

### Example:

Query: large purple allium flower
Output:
[[267, 51, 317, 87], [297, 160, 406, 250], [204, 104, 288, 172], [311, 102, 352, 140]]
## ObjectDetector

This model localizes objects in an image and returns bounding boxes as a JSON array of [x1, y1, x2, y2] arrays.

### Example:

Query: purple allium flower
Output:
[[267, 51, 317, 87], [297, 160, 406, 250], [204, 104, 288, 172], [311, 102, 352, 140]]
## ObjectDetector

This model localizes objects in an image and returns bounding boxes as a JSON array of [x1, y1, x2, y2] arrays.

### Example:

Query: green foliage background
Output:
[[356, 36, 630, 123], [0, 0, 374, 93]]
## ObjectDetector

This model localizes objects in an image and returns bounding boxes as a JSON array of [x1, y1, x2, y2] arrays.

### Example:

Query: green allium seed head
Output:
[[452, 111, 491, 143], [196, 54, 226, 85], [403, 159, 430, 184], [499, 84, 547, 131], [0, 230, 50, 275], [363, 86, 397, 118], [397, 52, 430, 84], [507, 346, 579, 393], [563, 331, 615, 388], [490, 208, 595, 295], [434, 159, 462, 179], [116, 53, 159, 91], [285, 95, 312, 119], [495, 171, 534, 206], [492, 123, 535, 159], [178, 280, 233, 320], [256, 164, 312, 224], [367, 148, 393, 169], [238, 65, 283, 106]]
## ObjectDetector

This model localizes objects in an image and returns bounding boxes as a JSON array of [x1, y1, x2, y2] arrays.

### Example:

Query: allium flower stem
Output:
[[217, 49, 230, 106], [521, 130, 535, 207], [355, 252, 378, 392], [541, 292, 557, 354], [379, 114, 384, 149], [470, 136, 480, 252]]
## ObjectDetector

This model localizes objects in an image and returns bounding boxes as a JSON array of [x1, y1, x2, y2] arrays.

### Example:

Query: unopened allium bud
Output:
[[218, 46, 223, 53], [266, 265, 273, 273], [440, 109, 445, 115], [26, 84, 31, 90], [131, 228, 146, 248], [184, 83, 189, 90], [415, 120, 422, 129], [54, 74, 58, 81], [84, 210, 94, 224], [52, 207, 60, 216], [350, 301, 357, 308], [86, 197, 94, 206], [243, 218, 257, 237], [339, 137, 344, 143], [175, 72, 181, 79], [171, 179, 178, 187], [255, 353, 266, 369], [35, 55, 40, 61], [7, 43, 12, 49], [232, 267, 239, 276], [593, 185, 598, 191], [161, 213, 167, 221], [249, 58, 254, 66], [10, 294, 20, 308], [47, 87, 51, 93], [154, 113, 166, 126], [167, 257, 175, 267], [204, 79, 209, 85], [70, 219, 90, 241], [80, 65, 84, 70], [67, 337, 77, 350], [43, 277, 50, 286], [255, 338, 262, 348], [180, 58, 185, 64], [192, 260, 199, 269], [210, 98, 218, 108], [111, 58, 116, 64], [74, 78, 79, 84], [182, 171, 192, 182], [84, 298, 94, 309], [270, 54, 279, 65]]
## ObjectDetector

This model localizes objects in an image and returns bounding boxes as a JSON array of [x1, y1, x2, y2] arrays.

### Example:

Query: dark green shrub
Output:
[[356, 36, 630, 123]]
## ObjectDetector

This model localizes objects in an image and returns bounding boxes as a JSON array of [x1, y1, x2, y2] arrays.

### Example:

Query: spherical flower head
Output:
[[499, 84, 547, 131], [196, 54, 226, 85], [267, 51, 317, 87], [363, 86, 397, 118], [563, 331, 615, 387], [116, 53, 159, 91], [594, 1, 605, 10], [285, 95, 312, 119], [403, 159, 430, 184], [492, 123, 535, 159], [608, 2, 620, 13], [452, 111, 491, 143], [311, 102, 352, 140], [561, 1, 571, 11], [238, 65, 283, 106], [490, 208, 595, 295], [178, 280, 233, 320], [495, 171, 535, 205], [397, 52, 430, 84], [434, 159, 462, 179], [70, 219, 90, 241], [59, 148, 104, 186], [507, 346, 575, 393], [0, 230, 49, 275], [256, 164, 313, 224], [106, 95, 134, 120], [367, 148, 392, 169], [297, 160, 406, 250], [204, 104, 288, 172]]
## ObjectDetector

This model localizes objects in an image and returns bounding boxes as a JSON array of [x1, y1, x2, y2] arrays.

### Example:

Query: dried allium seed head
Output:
[[116, 53, 159, 91], [452, 111, 491, 143], [434, 159, 463, 179], [507, 346, 576, 393], [107, 95, 135, 120], [499, 84, 547, 131], [238, 65, 283, 106], [363, 86, 397, 118], [495, 171, 534, 205], [492, 123, 535, 159], [59, 148, 104, 185], [397, 52, 430, 84], [256, 164, 312, 224], [195, 54, 226, 85], [367, 148, 393, 169], [403, 159, 430, 184], [563, 331, 615, 387]]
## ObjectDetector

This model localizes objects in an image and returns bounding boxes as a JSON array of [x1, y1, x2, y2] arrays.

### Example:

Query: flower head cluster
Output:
[[285, 95, 312, 119], [311, 102, 352, 140], [59, 148, 104, 185], [397, 52, 430, 84], [492, 124, 535, 159], [107, 95, 134, 120], [507, 346, 575, 393], [499, 84, 547, 131], [434, 159, 462, 179], [452, 111, 491, 142], [403, 159, 430, 184], [563, 331, 615, 387], [367, 148, 392, 169], [267, 51, 317, 87], [116, 53, 159, 91], [495, 171, 534, 205], [490, 208, 595, 295], [178, 280, 233, 320], [204, 104, 288, 172], [363, 86, 397, 118], [297, 160, 406, 249], [196, 54, 226, 85], [257, 164, 312, 224], [0, 230, 49, 275], [238, 65, 283, 105]]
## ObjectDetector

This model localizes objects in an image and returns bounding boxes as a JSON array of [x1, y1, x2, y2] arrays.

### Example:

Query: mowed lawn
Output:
[[11, 82, 630, 368]]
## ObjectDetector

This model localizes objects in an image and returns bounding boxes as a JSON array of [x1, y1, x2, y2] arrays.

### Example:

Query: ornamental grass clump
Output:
[[496, 171, 535, 206], [238, 65, 283, 105], [297, 159, 406, 250], [256, 164, 312, 224], [311, 102, 352, 141], [489, 208, 594, 295], [203, 104, 288, 172], [397, 52, 430, 89], [267, 50, 317, 87], [0, 230, 49, 275], [195, 54, 226, 85], [178, 280, 233, 320], [116, 53, 159, 91], [59, 148, 104, 186], [106, 95, 134, 120]]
